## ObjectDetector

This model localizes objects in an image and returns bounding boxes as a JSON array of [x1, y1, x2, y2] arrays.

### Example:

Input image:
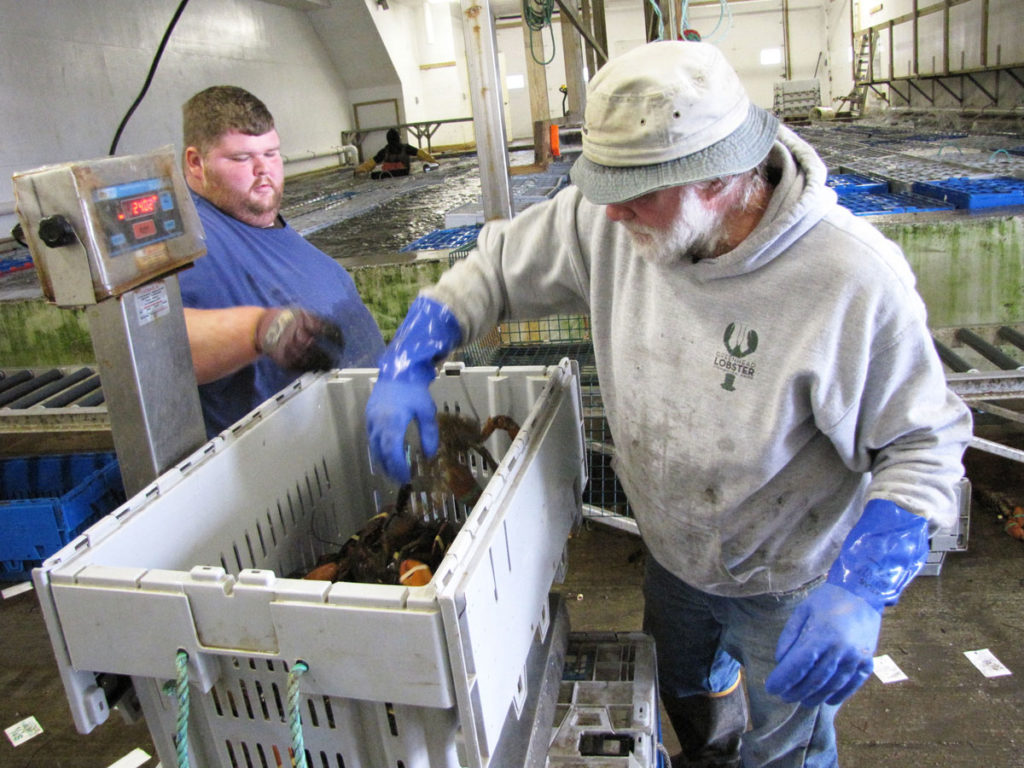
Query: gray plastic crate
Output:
[[920, 476, 971, 576], [547, 631, 659, 767], [34, 362, 587, 768]]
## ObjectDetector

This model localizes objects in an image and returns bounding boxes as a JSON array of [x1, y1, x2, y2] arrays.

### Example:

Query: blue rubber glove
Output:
[[765, 499, 928, 708], [365, 296, 462, 484]]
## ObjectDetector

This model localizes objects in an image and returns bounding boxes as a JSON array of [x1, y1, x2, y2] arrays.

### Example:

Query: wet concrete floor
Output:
[[284, 154, 485, 267]]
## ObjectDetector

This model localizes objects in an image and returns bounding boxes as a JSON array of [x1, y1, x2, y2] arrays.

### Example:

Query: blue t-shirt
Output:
[[179, 192, 385, 436]]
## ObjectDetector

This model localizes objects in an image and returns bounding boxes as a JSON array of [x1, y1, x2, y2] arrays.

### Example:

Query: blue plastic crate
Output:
[[400, 224, 482, 252], [0, 452, 124, 581], [826, 174, 889, 195], [911, 176, 1024, 209], [837, 191, 954, 216], [0, 253, 33, 275]]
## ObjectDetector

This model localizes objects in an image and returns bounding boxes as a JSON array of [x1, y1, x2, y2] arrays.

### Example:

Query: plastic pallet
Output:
[[1, 452, 123, 581], [912, 176, 1024, 209], [548, 631, 660, 767], [400, 224, 481, 252], [826, 174, 888, 195], [841, 158, 977, 191], [837, 191, 954, 216], [35, 363, 586, 768]]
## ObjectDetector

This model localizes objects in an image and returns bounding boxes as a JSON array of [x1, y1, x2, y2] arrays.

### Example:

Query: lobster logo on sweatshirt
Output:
[[714, 322, 758, 391]]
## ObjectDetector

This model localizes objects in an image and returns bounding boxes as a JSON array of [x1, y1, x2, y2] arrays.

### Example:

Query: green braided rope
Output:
[[288, 661, 310, 768], [523, 0, 556, 65], [175, 650, 190, 768]]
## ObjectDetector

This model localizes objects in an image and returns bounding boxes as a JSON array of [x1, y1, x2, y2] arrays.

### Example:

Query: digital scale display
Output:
[[93, 176, 184, 257], [120, 193, 159, 220]]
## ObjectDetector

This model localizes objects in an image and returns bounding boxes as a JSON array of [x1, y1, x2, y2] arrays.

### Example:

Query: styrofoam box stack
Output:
[[34, 361, 586, 768]]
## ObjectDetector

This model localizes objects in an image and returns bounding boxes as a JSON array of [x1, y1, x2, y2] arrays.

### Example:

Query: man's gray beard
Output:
[[626, 187, 726, 265]]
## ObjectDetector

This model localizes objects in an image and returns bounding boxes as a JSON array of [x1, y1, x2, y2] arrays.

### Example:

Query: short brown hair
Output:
[[182, 86, 275, 155]]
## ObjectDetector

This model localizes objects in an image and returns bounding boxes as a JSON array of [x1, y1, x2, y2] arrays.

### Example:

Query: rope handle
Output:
[[289, 660, 310, 768]]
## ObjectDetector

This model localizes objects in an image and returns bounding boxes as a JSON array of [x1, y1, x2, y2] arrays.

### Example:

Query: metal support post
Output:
[[85, 275, 206, 496], [461, 0, 513, 221]]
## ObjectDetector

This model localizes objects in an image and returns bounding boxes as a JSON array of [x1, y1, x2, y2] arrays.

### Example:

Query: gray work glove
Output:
[[255, 306, 345, 372]]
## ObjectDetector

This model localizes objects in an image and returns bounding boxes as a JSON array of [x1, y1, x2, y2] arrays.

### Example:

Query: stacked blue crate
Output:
[[826, 174, 888, 195], [1, 453, 124, 581], [912, 177, 1024, 209], [837, 191, 955, 216], [399, 224, 482, 252]]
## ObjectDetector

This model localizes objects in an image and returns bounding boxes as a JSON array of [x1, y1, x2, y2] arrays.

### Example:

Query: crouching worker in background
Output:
[[355, 128, 439, 178], [362, 42, 972, 767], [179, 85, 385, 437]]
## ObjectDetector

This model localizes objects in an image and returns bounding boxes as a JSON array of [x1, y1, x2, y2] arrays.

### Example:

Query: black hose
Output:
[[108, 0, 192, 155]]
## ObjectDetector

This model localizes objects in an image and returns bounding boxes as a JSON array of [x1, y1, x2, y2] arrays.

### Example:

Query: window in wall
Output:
[[760, 48, 783, 66], [506, 74, 526, 90]]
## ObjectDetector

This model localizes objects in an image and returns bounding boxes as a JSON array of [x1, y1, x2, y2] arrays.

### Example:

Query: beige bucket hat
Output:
[[570, 40, 779, 204]]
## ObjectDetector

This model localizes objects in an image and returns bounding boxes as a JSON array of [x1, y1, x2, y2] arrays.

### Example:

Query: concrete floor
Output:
[[2, 437, 1021, 767]]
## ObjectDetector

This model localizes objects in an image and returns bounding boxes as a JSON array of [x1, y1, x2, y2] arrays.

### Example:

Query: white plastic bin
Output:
[[34, 361, 586, 768]]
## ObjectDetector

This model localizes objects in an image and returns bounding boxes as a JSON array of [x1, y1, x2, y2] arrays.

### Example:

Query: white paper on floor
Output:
[[5, 715, 43, 747], [964, 648, 1012, 678], [872, 654, 909, 683], [107, 747, 153, 768]]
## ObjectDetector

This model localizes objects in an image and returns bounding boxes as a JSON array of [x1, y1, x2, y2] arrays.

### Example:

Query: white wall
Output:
[[493, 0, 836, 140], [686, 0, 829, 109], [859, 0, 1022, 78], [0, 0, 369, 234], [825, 0, 855, 105]]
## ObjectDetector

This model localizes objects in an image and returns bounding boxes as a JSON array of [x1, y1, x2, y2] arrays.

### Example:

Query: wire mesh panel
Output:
[[456, 313, 635, 529]]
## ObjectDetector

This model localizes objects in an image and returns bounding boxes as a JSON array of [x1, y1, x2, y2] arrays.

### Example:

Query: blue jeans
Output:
[[643, 555, 840, 768]]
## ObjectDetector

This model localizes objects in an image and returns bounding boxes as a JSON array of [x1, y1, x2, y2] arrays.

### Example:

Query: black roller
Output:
[[43, 374, 102, 408], [0, 369, 32, 395], [0, 369, 62, 407], [954, 328, 1023, 371], [932, 338, 976, 373], [997, 326, 1024, 353], [6, 368, 95, 409], [77, 390, 106, 407]]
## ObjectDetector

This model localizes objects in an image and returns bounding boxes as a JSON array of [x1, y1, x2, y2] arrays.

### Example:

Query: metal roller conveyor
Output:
[[0, 367, 112, 458]]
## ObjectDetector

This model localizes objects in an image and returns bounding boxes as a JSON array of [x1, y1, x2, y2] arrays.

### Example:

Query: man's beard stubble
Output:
[[203, 171, 282, 227]]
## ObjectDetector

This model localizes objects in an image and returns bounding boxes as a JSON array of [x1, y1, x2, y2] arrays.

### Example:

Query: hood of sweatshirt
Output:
[[689, 125, 839, 282]]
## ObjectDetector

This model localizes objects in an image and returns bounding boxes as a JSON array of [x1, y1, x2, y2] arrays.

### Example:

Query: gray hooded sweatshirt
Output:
[[424, 126, 972, 597]]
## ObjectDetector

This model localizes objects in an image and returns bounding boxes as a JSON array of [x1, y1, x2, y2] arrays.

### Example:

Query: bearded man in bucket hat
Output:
[[364, 41, 971, 767]]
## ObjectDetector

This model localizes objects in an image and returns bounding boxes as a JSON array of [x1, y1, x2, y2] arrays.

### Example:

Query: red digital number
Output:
[[122, 194, 158, 220], [131, 195, 157, 217]]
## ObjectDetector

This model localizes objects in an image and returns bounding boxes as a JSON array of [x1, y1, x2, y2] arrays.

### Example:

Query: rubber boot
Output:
[[663, 674, 747, 768]]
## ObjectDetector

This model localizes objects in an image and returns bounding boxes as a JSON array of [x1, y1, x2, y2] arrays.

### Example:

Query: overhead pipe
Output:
[[282, 147, 359, 168]]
